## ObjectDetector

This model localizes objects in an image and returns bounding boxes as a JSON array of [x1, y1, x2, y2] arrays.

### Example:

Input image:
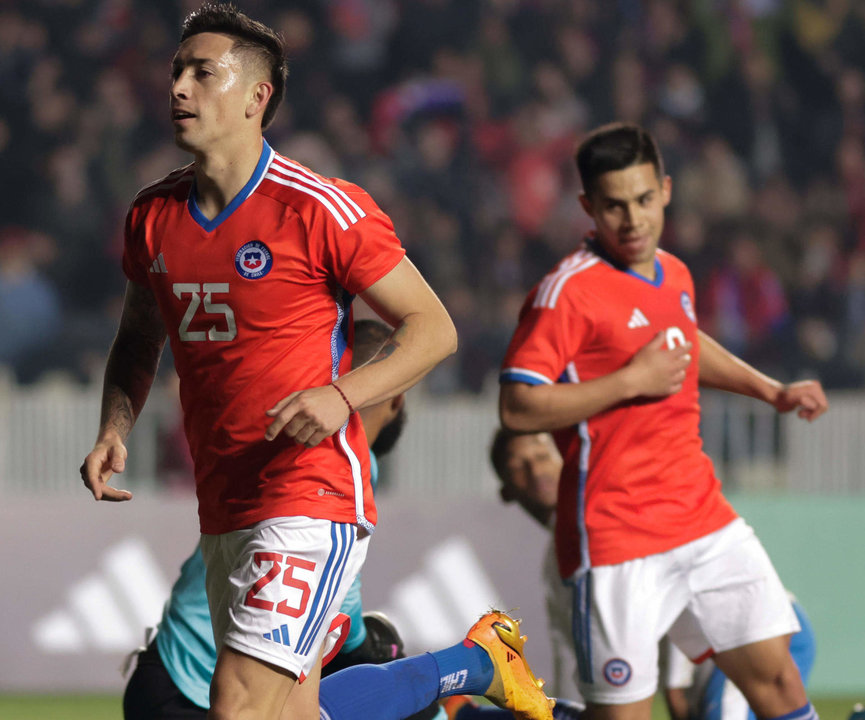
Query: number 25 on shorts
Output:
[[245, 552, 317, 618]]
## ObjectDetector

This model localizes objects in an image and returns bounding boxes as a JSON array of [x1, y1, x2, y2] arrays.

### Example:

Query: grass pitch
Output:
[[0, 693, 860, 719]]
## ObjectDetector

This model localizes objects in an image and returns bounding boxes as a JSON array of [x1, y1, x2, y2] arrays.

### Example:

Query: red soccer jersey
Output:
[[501, 240, 737, 578], [123, 141, 405, 534]]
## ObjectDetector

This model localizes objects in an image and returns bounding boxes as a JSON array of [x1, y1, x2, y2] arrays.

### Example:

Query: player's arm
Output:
[[500, 331, 692, 433], [265, 257, 456, 446], [697, 330, 828, 421], [80, 280, 167, 501]]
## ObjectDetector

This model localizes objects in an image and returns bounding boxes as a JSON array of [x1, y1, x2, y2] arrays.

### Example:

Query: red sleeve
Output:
[[308, 183, 406, 294], [500, 285, 592, 385]]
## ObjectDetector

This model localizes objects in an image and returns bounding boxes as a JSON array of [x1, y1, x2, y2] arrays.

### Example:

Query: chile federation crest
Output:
[[235, 241, 273, 279]]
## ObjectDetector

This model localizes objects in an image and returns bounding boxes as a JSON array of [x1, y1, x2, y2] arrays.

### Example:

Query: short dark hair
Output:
[[352, 319, 392, 368], [575, 122, 664, 198], [181, 3, 288, 129]]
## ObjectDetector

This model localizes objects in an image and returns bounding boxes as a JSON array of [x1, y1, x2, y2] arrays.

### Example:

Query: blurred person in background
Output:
[[499, 122, 827, 720], [0, 227, 61, 382]]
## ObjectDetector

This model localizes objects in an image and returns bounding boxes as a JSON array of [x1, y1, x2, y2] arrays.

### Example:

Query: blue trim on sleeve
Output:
[[499, 370, 552, 386]]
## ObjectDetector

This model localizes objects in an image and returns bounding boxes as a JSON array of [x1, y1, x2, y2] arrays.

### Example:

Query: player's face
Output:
[[503, 434, 562, 512], [580, 163, 672, 277], [169, 32, 260, 154]]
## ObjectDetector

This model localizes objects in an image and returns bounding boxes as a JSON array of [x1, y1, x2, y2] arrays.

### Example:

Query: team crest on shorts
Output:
[[681, 291, 696, 323], [603, 658, 632, 686], [235, 241, 273, 279]]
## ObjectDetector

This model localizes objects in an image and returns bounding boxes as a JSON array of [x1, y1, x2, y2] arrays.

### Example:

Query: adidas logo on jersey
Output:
[[263, 624, 291, 647], [627, 308, 650, 329], [148, 253, 167, 273]]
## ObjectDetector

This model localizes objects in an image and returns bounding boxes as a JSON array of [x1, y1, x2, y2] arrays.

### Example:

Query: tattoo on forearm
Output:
[[101, 385, 136, 440], [368, 327, 404, 365], [99, 283, 166, 439]]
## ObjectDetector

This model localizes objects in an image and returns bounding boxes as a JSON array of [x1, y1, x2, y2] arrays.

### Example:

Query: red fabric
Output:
[[502, 243, 737, 577], [123, 152, 405, 533]]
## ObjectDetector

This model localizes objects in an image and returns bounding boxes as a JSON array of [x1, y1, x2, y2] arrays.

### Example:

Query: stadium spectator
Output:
[[499, 122, 828, 720], [2, 0, 863, 393]]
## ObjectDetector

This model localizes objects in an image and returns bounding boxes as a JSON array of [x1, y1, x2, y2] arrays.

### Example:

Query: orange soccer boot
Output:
[[465, 610, 555, 720]]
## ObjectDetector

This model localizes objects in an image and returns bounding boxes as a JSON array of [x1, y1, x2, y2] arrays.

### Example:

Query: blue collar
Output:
[[626, 258, 664, 287], [188, 139, 273, 232]]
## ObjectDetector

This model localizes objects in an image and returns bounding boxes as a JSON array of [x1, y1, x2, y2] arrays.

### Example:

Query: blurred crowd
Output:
[[1, 0, 864, 392]]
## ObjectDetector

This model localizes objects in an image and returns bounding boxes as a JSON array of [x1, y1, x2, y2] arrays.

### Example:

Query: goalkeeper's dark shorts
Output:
[[123, 640, 206, 720]]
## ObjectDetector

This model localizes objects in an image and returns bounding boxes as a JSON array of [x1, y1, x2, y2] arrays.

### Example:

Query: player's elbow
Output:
[[499, 386, 538, 433], [437, 318, 458, 359]]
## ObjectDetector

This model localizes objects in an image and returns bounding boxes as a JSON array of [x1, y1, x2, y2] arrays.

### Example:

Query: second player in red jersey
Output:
[[501, 241, 736, 576], [499, 122, 827, 720]]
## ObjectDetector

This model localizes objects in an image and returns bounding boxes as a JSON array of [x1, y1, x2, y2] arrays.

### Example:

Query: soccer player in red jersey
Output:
[[499, 123, 828, 720], [79, 4, 459, 719]]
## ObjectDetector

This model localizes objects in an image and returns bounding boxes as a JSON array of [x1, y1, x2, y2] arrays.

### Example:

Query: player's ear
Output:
[[499, 485, 515, 503], [661, 175, 672, 207], [578, 192, 594, 218], [246, 80, 273, 121]]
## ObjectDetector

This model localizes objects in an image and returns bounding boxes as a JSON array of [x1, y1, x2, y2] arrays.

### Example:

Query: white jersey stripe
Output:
[[535, 252, 585, 307], [544, 257, 600, 309], [264, 172, 350, 231], [534, 251, 596, 309], [274, 156, 366, 219], [269, 161, 361, 225]]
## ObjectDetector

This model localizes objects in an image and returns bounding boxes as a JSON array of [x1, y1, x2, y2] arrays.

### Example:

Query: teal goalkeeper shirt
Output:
[[154, 451, 379, 708], [155, 546, 214, 709]]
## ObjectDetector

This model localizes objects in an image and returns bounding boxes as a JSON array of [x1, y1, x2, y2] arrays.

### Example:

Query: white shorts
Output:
[[567, 519, 799, 704], [200, 516, 369, 680]]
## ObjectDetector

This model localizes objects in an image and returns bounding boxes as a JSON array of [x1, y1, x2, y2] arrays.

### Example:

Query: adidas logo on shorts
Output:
[[263, 624, 291, 646]]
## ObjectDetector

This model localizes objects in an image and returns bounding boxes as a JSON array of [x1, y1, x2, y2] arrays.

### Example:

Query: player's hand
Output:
[[626, 331, 692, 397], [79, 435, 133, 502], [773, 380, 828, 421], [265, 384, 351, 447]]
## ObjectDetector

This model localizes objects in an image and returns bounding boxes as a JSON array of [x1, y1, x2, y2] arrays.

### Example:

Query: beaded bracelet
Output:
[[331, 383, 355, 414]]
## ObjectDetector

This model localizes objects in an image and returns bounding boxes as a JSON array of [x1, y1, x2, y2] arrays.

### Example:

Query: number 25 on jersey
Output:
[[173, 282, 237, 342]]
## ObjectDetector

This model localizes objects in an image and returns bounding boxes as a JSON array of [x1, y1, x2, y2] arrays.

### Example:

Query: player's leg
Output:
[[672, 520, 816, 720], [279, 644, 326, 720], [568, 553, 691, 720], [209, 646, 297, 720], [317, 610, 555, 720], [201, 518, 368, 720], [712, 636, 809, 719]]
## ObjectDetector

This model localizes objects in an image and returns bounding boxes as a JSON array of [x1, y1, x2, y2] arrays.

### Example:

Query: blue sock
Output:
[[765, 703, 819, 720], [431, 639, 494, 697], [319, 655, 440, 720], [318, 641, 494, 720]]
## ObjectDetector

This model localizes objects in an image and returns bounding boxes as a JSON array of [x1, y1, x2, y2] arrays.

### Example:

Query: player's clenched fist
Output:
[[80, 434, 133, 502], [773, 380, 828, 422], [625, 331, 693, 398], [266, 384, 352, 447]]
